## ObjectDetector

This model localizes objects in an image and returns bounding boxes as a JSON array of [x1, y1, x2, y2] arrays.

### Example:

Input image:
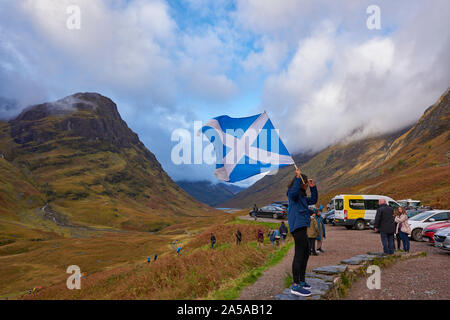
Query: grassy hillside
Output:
[[222, 88, 450, 209], [19, 213, 292, 300]]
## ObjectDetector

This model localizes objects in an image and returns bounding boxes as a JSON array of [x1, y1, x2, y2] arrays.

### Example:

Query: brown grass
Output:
[[21, 221, 276, 300]]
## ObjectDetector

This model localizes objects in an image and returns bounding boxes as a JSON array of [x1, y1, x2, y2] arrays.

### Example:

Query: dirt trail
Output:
[[238, 225, 443, 300]]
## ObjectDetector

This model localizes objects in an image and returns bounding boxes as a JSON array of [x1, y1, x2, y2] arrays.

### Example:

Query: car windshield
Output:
[[435, 227, 450, 236], [409, 211, 436, 221]]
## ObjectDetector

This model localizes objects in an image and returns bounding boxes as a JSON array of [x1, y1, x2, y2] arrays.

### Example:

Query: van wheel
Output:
[[273, 213, 278, 219], [345, 225, 353, 230], [355, 220, 365, 230], [412, 228, 423, 241]]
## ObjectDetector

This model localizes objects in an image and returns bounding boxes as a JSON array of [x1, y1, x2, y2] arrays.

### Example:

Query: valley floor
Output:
[[238, 224, 450, 300]]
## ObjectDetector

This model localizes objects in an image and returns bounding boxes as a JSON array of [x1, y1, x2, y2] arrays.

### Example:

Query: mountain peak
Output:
[[13, 92, 117, 122], [9, 92, 140, 149]]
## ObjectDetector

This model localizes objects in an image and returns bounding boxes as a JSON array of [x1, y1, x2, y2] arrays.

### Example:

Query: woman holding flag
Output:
[[287, 168, 318, 297], [200, 110, 318, 296]]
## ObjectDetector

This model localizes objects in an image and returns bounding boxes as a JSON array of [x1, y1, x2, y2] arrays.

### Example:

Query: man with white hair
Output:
[[374, 198, 396, 254]]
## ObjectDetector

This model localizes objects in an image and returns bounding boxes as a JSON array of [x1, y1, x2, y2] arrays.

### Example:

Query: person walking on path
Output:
[[307, 210, 319, 255], [279, 221, 288, 242], [253, 204, 258, 220], [210, 233, 216, 249], [154, 253, 158, 262], [235, 229, 242, 245], [374, 199, 396, 255], [287, 168, 318, 297], [257, 228, 264, 247], [147, 256, 151, 264], [315, 210, 326, 253], [176, 246, 182, 256], [395, 207, 411, 252]]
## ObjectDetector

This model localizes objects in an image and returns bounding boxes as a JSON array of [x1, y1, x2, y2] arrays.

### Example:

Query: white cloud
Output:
[[1, 0, 449, 184], [256, 1, 450, 154], [0, 0, 240, 110], [242, 38, 288, 72]]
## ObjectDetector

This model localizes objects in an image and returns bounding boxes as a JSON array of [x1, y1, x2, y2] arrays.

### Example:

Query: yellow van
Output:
[[333, 195, 401, 230]]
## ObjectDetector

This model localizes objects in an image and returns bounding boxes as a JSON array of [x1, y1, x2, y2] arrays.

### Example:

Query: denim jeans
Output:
[[380, 232, 394, 254], [399, 231, 410, 252]]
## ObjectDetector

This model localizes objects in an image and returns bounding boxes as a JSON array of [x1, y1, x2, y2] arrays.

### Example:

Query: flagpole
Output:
[[293, 163, 306, 184]]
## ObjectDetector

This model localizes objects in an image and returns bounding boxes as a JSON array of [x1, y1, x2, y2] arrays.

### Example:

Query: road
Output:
[[238, 215, 287, 224]]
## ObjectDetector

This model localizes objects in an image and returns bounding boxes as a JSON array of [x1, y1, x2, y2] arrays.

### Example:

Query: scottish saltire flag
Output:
[[199, 112, 294, 183]]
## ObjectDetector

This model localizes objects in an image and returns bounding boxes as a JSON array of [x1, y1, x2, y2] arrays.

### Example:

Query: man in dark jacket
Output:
[[374, 199, 395, 254], [279, 221, 288, 242]]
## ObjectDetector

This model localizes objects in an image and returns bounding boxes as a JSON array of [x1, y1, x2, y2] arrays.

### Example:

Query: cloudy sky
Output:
[[0, 0, 449, 185]]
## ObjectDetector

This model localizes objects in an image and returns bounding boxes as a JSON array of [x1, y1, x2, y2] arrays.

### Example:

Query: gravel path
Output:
[[237, 224, 450, 300], [343, 241, 450, 300], [238, 225, 382, 300]]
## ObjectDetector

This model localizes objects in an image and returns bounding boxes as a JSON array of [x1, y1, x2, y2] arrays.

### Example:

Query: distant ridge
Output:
[[176, 180, 244, 207]]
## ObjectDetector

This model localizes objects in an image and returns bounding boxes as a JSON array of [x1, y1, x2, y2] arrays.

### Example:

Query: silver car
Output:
[[434, 226, 450, 251]]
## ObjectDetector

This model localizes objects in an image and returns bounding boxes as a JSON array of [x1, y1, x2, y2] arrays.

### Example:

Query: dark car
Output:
[[250, 205, 287, 219], [271, 201, 288, 209]]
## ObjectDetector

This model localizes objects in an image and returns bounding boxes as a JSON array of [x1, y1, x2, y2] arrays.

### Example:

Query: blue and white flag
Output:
[[199, 112, 295, 183]]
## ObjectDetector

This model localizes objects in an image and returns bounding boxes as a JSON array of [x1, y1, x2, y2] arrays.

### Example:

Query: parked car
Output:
[[407, 207, 431, 218], [271, 201, 288, 209], [333, 194, 402, 230], [326, 200, 334, 211], [433, 227, 450, 251], [249, 205, 287, 219], [325, 213, 335, 225], [322, 209, 335, 224], [409, 210, 450, 241], [397, 199, 421, 208], [422, 221, 450, 243]]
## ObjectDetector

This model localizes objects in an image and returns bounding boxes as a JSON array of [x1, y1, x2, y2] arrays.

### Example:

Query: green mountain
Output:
[[0, 93, 217, 234]]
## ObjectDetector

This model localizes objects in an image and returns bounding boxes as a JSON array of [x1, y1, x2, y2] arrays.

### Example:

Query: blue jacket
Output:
[[287, 177, 318, 233], [315, 216, 326, 240], [270, 229, 281, 242]]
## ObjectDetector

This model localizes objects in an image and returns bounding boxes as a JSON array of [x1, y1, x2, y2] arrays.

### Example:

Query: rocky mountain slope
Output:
[[0, 93, 217, 234], [176, 180, 244, 207], [222, 88, 450, 209]]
